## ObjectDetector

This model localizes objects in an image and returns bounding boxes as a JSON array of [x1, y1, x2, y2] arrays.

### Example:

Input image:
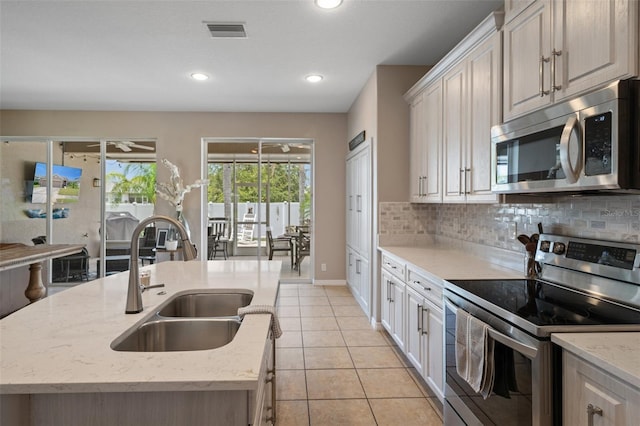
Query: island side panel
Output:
[[29, 391, 249, 426]]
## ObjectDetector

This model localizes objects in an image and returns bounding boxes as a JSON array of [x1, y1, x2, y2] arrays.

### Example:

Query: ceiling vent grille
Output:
[[205, 22, 247, 38]]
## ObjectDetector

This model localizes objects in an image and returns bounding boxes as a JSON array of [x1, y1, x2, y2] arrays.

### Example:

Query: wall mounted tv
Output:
[[30, 162, 82, 204]]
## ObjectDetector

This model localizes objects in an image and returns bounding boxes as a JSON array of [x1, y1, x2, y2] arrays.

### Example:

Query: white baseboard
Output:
[[312, 279, 347, 286]]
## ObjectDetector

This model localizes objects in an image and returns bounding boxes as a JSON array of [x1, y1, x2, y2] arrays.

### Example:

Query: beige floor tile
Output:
[[348, 346, 403, 368], [390, 343, 414, 367], [299, 305, 334, 317], [277, 306, 301, 318], [279, 317, 302, 331], [336, 316, 373, 330], [328, 296, 359, 306], [298, 288, 327, 297], [342, 329, 389, 347], [332, 305, 366, 317], [308, 399, 376, 426], [276, 400, 310, 426], [278, 288, 299, 298], [358, 368, 424, 398], [304, 347, 354, 369], [277, 330, 303, 348], [369, 398, 442, 426], [302, 330, 345, 347], [301, 316, 339, 331], [407, 367, 439, 399], [299, 296, 330, 306], [277, 347, 305, 370], [323, 286, 353, 296], [277, 370, 307, 400], [306, 369, 365, 399], [277, 296, 300, 306]]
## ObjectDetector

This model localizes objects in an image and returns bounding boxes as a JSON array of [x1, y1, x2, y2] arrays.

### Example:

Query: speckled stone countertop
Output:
[[378, 245, 524, 283], [552, 332, 640, 388], [0, 260, 281, 394]]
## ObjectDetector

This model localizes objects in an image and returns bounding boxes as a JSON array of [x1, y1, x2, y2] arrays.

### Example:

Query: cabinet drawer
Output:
[[407, 268, 442, 306], [381, 254, 405, 280]]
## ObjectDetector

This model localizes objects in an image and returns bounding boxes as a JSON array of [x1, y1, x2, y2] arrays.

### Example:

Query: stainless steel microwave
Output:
[[491, 80, 639, 194]]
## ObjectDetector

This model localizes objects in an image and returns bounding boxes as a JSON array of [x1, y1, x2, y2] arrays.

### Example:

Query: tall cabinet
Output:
[[346, 140, 373, 315]]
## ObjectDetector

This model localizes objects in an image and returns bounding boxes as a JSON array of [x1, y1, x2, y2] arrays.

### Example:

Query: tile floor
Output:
[[275, 283, 443, 426]]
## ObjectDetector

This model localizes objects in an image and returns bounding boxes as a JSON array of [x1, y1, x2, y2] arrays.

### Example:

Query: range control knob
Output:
[[540, 241, 551, 252], [552, 242, 566, 255]]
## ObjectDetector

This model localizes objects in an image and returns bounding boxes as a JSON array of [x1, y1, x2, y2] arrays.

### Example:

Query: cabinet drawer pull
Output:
[[417, 304, 423, 332], [421, 305, 429, 336], [423, 286, 431, 292], [539, 55, 550, 97], [551, 49, 562, 92], [587, 404, 603, 426]]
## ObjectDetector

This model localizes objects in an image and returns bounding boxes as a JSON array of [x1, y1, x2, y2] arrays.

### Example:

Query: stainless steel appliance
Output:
[[444, 234, 640, 425], [491, 79, 640, 194]]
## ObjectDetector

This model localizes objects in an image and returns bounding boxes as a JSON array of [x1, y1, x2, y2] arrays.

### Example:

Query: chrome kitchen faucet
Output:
[[125, 215, 197, 314]]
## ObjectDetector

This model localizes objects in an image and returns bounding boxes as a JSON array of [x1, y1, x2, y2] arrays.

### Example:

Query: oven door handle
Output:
[[445, 298, 538, 360]]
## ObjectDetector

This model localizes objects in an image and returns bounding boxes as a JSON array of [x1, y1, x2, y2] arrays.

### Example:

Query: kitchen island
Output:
[[0, 260, 281, 426]]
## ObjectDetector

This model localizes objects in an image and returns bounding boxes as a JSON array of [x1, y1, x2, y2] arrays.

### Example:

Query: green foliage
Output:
[[107, 163, 156, 204]]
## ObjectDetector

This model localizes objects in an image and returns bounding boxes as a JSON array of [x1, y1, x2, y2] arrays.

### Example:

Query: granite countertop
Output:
[[552, 332, 640, 388], [0, 260, 281, 395], [378, 245, 524, 282]]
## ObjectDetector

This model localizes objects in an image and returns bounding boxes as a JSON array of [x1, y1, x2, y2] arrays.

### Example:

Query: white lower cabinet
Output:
[[405, 281, 444, 400], [347, 247, 370, 314], [381, 269, 405, 351], [563, 351, 640, 426], [380, 252, 444, 401]]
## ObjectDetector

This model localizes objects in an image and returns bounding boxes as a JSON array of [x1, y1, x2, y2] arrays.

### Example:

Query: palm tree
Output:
[[107, 163, 156, 204]]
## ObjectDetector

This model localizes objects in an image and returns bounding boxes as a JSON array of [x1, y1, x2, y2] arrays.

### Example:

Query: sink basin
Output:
[[157, 290, 253, 318], [111, 318, 241, 352]]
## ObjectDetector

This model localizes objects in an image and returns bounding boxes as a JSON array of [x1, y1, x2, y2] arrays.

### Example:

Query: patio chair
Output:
[[208, 217, 230, 259], [267, 228, 291, 260], [294, 229, 310, 275]]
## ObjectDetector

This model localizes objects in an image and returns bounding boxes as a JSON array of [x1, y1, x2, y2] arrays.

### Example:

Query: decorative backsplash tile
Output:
[[379, 195, 640, 253]]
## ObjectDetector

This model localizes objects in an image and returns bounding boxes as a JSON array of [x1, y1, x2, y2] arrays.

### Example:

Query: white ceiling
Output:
[[0, 0, 502, 113]]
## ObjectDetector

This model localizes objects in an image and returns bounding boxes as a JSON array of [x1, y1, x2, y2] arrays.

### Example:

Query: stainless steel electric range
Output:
[[443, 234, 640, 425]]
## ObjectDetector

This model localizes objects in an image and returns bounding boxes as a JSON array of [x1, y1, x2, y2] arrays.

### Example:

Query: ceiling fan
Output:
[[87, 141, 155, 152]]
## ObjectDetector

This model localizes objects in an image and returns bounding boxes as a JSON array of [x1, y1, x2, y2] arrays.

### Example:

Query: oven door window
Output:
[[445, 304, 533, 425], [496, 125, 566, 184]]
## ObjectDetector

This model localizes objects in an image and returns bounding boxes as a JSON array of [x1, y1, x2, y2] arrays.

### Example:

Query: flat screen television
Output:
[[31, 162, 82, 204]]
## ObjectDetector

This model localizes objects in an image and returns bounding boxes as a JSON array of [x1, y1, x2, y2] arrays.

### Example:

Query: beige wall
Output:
[[0, 110, 349, 282]]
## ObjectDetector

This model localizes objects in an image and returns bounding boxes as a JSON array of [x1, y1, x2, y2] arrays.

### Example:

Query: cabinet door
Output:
[[380, 270, 392, 332], [357, 256, 370, 314], [345, 157, 354, 248], [409, 92, 426, 202], [405, 285, 425, 372], [358, 148, 370, 256], [553, 0, 639, 102], [425, 300, 444, 400], [391, 279, 405, 351], [442, 62, 467, 202], [423, 81, 443, 203], [503, 0, 552, 120], [466, 32, 501, 203]]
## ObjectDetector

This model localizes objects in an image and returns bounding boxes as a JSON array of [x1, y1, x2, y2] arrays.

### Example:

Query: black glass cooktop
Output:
[[447, 279, 640, 327]]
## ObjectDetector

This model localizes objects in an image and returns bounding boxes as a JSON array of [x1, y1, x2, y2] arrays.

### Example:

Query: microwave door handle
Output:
[[559, 115, 583, 184], [444, 298, 538, 360]]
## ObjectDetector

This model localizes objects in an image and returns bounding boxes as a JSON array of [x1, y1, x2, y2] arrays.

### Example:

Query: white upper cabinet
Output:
[[442, 32, 501, 203], [405, 12, 503, 204], [504, 0, 639, 121]]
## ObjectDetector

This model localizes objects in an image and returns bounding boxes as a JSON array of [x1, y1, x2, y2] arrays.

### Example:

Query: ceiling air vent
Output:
[[205, 22, 247, 38]]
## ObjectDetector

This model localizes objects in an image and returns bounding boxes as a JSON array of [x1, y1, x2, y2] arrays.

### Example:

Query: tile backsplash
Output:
[[379, 195, 640, 253]]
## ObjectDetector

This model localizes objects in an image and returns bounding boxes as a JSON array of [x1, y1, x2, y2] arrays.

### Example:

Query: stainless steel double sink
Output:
[[111, 290, 253, 352]]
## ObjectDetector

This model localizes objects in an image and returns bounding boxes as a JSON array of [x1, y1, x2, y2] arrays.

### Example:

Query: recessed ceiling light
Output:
[[306, 74, 324, 83], [315, 0, 343, 9], [190, 73, 209, 81]]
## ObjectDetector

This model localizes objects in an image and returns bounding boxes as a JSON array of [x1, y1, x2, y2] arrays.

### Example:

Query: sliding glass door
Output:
[[204, 138, 313, 281]]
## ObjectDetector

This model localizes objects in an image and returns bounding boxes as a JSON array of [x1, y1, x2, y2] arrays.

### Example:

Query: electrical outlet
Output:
[[321, 263, 327, 272], [509, 222, 517, 240]]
